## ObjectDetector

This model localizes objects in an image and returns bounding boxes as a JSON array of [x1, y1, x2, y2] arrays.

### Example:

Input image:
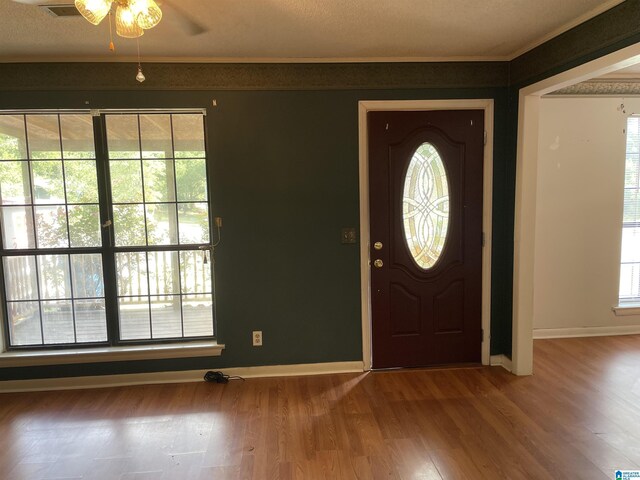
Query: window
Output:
[[402, 142, 450, 270], [620, 116, 640, 304], [0, 110, 215, 350]]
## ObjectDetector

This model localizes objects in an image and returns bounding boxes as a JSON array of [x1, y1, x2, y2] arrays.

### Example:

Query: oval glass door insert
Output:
[[402, 142, 449, 269]]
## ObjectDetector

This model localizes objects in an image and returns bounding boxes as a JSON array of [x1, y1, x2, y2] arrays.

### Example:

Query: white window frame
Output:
[[0, 108, 225, 365]]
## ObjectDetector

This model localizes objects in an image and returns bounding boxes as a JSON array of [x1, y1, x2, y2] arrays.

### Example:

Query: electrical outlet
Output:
[[252, 330, 263, 346]]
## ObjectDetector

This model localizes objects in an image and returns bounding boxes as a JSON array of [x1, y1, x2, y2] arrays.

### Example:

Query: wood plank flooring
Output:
[[2, 336, 640, 479]]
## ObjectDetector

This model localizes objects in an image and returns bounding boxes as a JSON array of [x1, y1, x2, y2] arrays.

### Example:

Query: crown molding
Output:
[[549, 79, 640, 95], [0, 55, 510, 64]]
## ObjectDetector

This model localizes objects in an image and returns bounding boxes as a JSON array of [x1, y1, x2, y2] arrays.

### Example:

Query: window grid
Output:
[[1, 122, 101, 250], [106, 112, 212, 342], [106, 114, 209, 249], [0, 113, 104, 347], [115, 250, 213, 341], [620, 116, 640, 304], [0, 110, 214, 350], [4, 254, 107, 346]]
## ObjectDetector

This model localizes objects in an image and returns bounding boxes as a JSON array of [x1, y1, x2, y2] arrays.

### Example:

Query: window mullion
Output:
[[93, 114, 120, 346], [22, 116, 46, 343]]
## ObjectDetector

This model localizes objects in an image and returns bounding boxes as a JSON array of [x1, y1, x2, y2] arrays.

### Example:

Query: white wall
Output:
[[534, 96, 640, 335]]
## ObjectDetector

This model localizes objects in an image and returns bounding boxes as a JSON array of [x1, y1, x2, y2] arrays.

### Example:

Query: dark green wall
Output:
[[3, 0, 640, 380], [511, 0, 640, 89], [0, 85, 510, 381]]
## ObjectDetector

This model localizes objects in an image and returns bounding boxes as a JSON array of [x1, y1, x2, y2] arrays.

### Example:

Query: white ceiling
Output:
[[0, 0, 625, 62]]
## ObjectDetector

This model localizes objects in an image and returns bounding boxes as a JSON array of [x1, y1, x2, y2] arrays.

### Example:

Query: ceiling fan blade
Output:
[[162, 0, 208, 36]]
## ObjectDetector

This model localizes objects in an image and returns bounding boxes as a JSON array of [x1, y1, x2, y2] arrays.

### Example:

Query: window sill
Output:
[[0, 342, 224, 368], [613, 304, 640, 316]]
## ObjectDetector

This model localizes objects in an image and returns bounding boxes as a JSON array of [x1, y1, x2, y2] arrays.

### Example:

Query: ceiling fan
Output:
[[11, 0, 209, 82], [11, 0, 208, 37]]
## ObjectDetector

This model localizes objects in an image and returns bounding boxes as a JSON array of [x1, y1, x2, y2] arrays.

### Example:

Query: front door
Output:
[[369, 110, 484, 369]]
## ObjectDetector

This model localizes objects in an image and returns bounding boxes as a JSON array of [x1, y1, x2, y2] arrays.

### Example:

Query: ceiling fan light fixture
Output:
[[131, 0, 162, 30], [74, 0, 112, 25], [115, 3, 144, 38]]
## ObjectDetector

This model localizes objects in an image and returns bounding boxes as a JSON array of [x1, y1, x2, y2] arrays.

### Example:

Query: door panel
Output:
[[389, 283, 421, 336], [369, 110, 484, 369], [434, 280, 464, 333]]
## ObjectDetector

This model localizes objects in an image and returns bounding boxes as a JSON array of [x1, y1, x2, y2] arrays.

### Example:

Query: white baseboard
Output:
[[217, 361, 364, 379], [490, 354, 512, 372], [0, 361, 365, 393], [533, 325, 640, 339]]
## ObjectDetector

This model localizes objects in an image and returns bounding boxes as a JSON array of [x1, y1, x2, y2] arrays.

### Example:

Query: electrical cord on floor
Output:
[[204, 371, 245, 384]]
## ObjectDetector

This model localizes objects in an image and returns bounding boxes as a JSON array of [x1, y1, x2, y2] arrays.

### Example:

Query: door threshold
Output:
[[371, 363, 483, 372]]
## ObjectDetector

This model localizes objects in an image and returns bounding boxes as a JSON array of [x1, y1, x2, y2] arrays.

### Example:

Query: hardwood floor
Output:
[[2, 336, 640, 479]]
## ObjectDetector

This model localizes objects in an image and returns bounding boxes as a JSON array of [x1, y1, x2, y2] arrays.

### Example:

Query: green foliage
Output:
[[69, 205, 101, 247], [65, 161, 99, 204], [35, 205, 68, 248], [113, 204, 146, 246], [175, 158, 207, 202], [0, 161, 30, 203], [110, 160, 143, 203], [0, 133, 24, 160], [1, 133, 209, 250]]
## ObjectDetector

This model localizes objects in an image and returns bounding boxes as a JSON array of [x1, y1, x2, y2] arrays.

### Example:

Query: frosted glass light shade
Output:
[[115, 4, 144, 38], [74, 0, 112, 25], [132, 0, 162, 30]]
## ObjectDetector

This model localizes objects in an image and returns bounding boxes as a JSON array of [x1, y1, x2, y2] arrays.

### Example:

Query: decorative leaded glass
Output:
[[402, 143, 449, 270]]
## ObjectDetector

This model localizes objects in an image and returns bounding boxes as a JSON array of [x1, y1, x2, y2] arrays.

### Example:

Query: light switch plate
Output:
[[341, 227, 357, 244]]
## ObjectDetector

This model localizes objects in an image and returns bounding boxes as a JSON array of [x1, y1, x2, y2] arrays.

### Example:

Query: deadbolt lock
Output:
[[373, 241, 383, 250], [373, 259, 384, 268]]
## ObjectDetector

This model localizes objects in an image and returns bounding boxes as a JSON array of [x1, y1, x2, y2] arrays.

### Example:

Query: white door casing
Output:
[[358, 99, 494, 371]]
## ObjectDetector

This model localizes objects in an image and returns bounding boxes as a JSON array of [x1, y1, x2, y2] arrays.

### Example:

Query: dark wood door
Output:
[[369, 110, 484, 369]]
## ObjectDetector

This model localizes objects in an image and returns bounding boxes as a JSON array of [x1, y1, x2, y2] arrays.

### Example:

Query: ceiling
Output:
[[0, 0, 625, 63]]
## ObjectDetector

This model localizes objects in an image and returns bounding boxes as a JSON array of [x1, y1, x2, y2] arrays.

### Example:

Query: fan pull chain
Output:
[[136, 38, 146, 83], [108, 11, 115, 52]]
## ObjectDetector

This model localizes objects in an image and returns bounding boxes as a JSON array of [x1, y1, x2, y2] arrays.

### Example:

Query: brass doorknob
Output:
[[373, 259, 383, 268]]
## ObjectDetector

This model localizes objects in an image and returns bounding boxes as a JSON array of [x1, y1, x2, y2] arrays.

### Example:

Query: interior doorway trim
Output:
[[512, 43, 640, 376], [358, 99, 494, 371]]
